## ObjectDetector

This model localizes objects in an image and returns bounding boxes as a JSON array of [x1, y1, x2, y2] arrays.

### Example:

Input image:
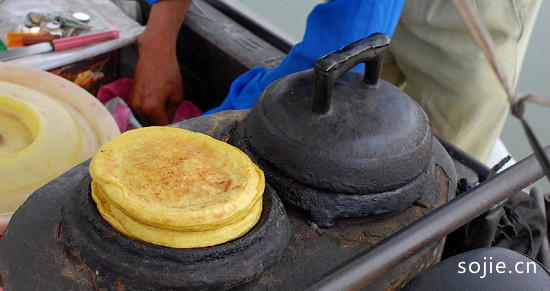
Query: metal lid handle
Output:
[[312, 33, 390, 114]]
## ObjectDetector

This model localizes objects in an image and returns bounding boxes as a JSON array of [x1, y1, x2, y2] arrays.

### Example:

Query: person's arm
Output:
[[129, 0, 191, 125]]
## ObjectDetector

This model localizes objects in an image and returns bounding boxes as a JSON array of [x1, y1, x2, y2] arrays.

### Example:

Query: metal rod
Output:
[[303, 145, 550, 291]]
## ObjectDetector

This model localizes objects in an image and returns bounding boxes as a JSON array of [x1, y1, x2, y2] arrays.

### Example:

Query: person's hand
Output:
[[128, 0, 191, 126], [129, 38, 183, 125]]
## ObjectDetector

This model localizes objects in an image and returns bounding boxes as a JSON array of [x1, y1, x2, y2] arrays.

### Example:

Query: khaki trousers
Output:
[[382, 0, 541, 163]]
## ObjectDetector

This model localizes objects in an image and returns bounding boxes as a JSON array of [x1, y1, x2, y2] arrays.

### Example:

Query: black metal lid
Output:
[[243, 34, 432, 193]]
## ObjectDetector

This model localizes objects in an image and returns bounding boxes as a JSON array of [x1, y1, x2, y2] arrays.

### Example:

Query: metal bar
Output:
[[303, 145, 550, 291]]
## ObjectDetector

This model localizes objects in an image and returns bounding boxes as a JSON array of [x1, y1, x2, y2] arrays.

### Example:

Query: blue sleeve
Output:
[[148, 0, 160, 5], [205, 0, 405, 114]]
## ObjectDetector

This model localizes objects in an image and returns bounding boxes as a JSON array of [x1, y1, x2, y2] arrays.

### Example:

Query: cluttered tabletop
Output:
[[0, 0, 144, 70]]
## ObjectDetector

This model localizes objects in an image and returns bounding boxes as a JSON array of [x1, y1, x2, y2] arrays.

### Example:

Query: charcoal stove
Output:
[[0, 34, 457, 291], [0, 109, 456, 291]]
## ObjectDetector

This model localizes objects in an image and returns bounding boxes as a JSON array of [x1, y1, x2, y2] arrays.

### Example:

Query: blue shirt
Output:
[[149, 0, 404, 114]]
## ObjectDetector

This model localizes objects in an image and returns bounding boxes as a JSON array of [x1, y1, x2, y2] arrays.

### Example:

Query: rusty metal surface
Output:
[[0, 110, 456, 290], [176, 110, 457, 291], [229, 163, 451, 291], [303, 145, 550, 291]]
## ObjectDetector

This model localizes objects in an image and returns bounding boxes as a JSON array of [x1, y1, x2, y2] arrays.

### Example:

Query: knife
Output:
[[0, 30, 119, 62], [22, 35, 61, 46]]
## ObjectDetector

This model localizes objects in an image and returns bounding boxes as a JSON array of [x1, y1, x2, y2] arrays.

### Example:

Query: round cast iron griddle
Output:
[[0, 110, 457, 291], [0, 163, 290, 291], [234, 122, 435, 227], [238, 35, 433, 195], [59, 177, 289, 291], [233, 35, 435, 227]]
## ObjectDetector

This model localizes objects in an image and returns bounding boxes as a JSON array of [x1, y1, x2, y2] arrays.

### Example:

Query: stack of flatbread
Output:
[[90, 127, 264, 248]]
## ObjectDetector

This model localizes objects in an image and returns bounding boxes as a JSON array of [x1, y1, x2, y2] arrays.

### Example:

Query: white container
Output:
[[0, 62, 120, 234]]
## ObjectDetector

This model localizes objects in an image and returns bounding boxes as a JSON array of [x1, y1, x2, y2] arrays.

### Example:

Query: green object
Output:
[[0, 39, 6, 51]]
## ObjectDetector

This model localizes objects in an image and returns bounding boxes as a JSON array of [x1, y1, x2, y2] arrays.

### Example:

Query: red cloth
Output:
[[97, 78, 133, 104], [172, 99, 203, 123], [97, 78, 202, 124]]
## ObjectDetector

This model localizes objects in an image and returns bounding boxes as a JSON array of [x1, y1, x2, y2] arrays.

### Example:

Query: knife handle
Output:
[[52, 30, 119, 51], [22, 35, 60, 46], [7, 32, 47, 47]]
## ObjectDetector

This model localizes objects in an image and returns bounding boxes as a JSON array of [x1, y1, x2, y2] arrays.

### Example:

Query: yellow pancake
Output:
[[92, 181, 262, 248], [90, 127, 264, 248]]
